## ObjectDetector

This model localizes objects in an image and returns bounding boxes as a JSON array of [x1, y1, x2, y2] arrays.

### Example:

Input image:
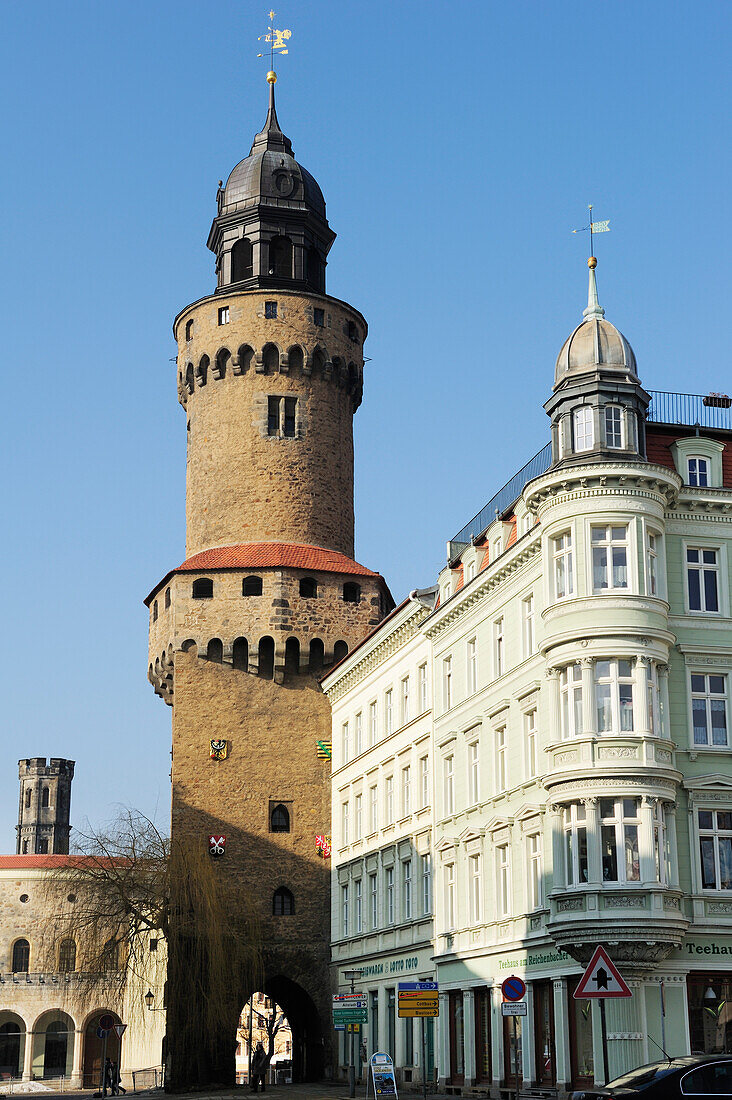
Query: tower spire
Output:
[[250, 69, 292, 155], [583, 255, 605, 320]]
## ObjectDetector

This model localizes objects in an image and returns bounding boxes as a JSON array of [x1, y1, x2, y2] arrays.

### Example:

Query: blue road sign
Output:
[[398, 981, 438, 991], [501, 975, 527, 1002]]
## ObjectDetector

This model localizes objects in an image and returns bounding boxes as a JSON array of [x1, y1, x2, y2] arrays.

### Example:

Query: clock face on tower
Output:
[[273, 168, 299, 197]]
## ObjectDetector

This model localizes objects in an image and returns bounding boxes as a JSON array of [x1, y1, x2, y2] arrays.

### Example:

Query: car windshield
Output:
[[606, 1061, 679, 1089]]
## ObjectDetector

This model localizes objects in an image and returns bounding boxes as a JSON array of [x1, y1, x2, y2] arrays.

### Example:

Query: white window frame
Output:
[[645, 527, 661, 597], [552, 530, 574, 600], [522, 593, 535, 657], [573, 406, 594, 452], [467, 637, 477, 694], [443, 755, 454, 816], [418, 664, 428, 712], [690, 672, 729, 748], [443, 656, 453, 711], [342, 883, 349, 937], [385, 689, 394, 734], [401, 765, 411, 817], [685, 543, 723, 615], [369, 700, 378, 746], [218, 305, 230, 325], [494, 617, 504, 678], [496, 844, 510, 916], [470, 853, 482, 923], [560, 662, 583, 740], [599, 797, 641, 884], [355, 793, 363, 840], [341, 721, 349, 765], [697, 808, 732, 891], [422, 853, 432, 915], [370, 872, 378, 929], [354, 878, 363, 932], [444, 863, 455, 929], [354, 712, 363, 756], [594, 658, 635, 734], [420, 755, 429, 808], [496, 727, 507, 793], [653, 802, 671, 886], [342, 801, 350, 846], [369, 784, 378, 834], [563, 802, 588, 886], [385, 867, 395, 925], [525, 709, 537, 779], [604, 404, 624, 449], [402, 859, 412, 920], [468, 740, 480, 804], [401, 677, 410, 725], [591, 523, 630, 593], [528, 832, 542, 909], [688, 455, 710, 487], [385, 775, 394, 823]]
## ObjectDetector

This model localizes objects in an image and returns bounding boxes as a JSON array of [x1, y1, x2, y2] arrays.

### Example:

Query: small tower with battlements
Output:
[[17, 757, 74, 855]]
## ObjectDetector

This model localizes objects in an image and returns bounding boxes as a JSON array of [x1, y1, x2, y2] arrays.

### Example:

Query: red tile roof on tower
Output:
[[145, 542, 389, 605]]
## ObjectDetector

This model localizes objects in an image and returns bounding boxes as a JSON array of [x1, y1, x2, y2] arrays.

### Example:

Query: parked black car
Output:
[[571, 1055, 732, 1098]]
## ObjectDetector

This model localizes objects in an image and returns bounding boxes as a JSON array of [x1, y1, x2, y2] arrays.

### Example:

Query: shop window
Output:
[[272, 886, 294, 915], [474, 988, 492, 1083], [533, 981, 556, 1087], [591, 525, 629, 591], [687, 975, 732, 1055], [192, 577, 213, 599], [568, 976, 594, 1089], [448, 990, 465, 1084], [502, 1011, 522, 1092], [12, 939, 30, 973]]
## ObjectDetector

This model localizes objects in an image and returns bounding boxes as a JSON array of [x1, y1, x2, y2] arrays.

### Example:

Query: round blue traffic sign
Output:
[[501, 975, 526, 1002]]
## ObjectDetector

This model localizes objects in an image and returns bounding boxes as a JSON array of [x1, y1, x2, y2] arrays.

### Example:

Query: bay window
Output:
[[552, 531, 574, 599], [604, 405, 623, 449], [563, 803, 588, 885], [646, 530, 659, 596], [699, 810, 732, 890], [600, 797, 640, 883], [560, 663, 583, 739], [528, 832, 542, 909], [691, 673, 728, 747], [592, 524, 629, 592], [595, 659, 634, 733]]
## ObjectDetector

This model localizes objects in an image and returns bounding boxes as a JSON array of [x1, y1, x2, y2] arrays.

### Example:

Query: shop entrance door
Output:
[[448, 991, 464, 1084], [533, 981, 556, 1086], [688, 973, 732, 1053], [502, 1012, 522, 1091], [568, 976, 594, 1089], [474, 988, 491, 1084]]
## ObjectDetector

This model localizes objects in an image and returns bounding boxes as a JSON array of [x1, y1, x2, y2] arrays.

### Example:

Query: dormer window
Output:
[[573, 407, 594, 452], [604, 405, 623, 449], [688, 457, 709, 487]]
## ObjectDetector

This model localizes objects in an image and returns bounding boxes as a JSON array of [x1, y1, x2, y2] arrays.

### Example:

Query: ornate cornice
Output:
[[525, 462, 680, 517], [323, 602, 429, 703]]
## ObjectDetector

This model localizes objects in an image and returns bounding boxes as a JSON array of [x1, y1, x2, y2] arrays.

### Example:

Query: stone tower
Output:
[[16, 757, 74, 855], [146, 73, 392, 1088]]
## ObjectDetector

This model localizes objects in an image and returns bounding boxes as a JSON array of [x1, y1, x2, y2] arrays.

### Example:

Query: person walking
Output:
[[250, 1042, 267, 1093], [113, 1061, 126, 1095]]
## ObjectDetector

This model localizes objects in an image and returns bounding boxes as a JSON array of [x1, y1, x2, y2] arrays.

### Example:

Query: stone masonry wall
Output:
[[175, 290, 366, 559]]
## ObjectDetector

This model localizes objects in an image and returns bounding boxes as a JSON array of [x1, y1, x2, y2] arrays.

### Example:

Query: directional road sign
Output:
[[501, 976, 526, 1002], [574, 946, 632, 999], [397, 983, 438, 1018]]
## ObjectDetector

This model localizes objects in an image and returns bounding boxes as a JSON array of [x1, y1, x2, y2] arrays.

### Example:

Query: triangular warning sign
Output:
[[114, 1023, 127, 1038], [573, 946, 632, 999]]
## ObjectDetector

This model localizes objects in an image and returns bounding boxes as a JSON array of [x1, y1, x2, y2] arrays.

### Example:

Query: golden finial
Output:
[[588, 256, 597, 269], [267, 71, 277, 84]]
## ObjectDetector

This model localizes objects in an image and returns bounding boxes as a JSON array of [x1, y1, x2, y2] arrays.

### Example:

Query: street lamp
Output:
[[343, 970, 363, 1099], [144, 990, 165, 1011]]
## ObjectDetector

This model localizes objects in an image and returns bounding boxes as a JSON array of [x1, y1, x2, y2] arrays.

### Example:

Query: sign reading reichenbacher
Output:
[[497, 949, 572, 971]]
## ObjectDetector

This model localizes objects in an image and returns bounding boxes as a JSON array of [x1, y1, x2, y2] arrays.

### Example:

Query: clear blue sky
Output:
[[0, 1, 729, 844]]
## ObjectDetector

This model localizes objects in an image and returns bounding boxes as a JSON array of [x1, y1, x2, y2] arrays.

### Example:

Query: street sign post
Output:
[[397, 983, 438, 1100], [501, 977, 526, 1100], [574, 946, 632, 1086]]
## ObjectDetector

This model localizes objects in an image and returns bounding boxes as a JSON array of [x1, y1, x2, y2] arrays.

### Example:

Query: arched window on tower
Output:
[[309, 638, 324, 673], [242, 576, 263, 597], [299, 577, 317, 598], [270, 804, 290, 833], [206, 638, 223, 663], [269, 236, 293, 279], [333, 640, 349, 664], [284, 637, 300, 676], [12, 939, 30, 973], [258, 637, 275, 680], [185, 319, 194, 340], [343, 582, 361, 604], [272, 887, 295, 915], [41, 788, 50, 808], [192, 578, 214, 599], [231, 238, 253, 282], [58, 939, 76, 973]]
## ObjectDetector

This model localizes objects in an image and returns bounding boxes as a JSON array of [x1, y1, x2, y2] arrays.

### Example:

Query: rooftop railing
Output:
[[647, 390, 732, 430]]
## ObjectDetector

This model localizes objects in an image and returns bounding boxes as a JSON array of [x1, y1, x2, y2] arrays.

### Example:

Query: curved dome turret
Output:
[[207, 74, 335, 293], [554, 258, 637, 386]]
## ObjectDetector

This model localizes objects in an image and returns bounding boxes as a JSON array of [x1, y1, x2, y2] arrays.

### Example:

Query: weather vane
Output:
[[572, 204, 610, 259], [257, 10, 292, 77]]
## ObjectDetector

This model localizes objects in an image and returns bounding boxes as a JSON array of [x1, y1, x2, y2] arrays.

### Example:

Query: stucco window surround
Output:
[[671, 436, 725, 489], [551, 654, 668, 742], [682, 539, 729, 618]]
